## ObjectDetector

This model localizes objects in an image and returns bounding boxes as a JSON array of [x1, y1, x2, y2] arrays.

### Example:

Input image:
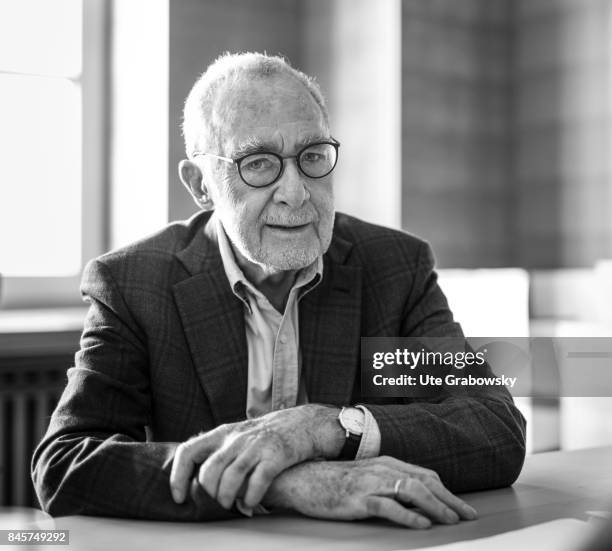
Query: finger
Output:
[[170, 434, 221, 503], [242, 462, 279, 509], [397, 478, 459, 525], [382, 458, 477, 520], [426, 480, 478, 520], [215, 452, 260, 509], [197, 443, 242, 503], [366, 496, 431, 529]]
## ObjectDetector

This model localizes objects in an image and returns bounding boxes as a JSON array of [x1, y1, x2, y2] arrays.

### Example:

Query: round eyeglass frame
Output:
[[193, 139, 340, 188]]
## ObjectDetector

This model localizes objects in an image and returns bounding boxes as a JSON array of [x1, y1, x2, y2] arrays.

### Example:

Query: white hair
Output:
[[182, 52, 329, 158]]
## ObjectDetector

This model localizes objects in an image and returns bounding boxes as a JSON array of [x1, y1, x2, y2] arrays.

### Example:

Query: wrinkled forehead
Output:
[[211, 74, 327, 153]]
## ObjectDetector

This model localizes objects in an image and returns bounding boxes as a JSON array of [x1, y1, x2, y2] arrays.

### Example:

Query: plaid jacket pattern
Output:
[[32, 211, 526, 520]]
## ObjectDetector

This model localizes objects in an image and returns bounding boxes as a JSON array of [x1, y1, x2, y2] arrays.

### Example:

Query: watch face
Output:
[[341, 408, 365, 435]]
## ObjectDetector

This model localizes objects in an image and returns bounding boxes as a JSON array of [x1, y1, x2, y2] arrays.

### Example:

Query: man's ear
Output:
[[178, 159, 214, 210]]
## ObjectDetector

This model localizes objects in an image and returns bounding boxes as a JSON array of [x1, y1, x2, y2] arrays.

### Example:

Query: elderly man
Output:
[[32, 53, 526, 528]]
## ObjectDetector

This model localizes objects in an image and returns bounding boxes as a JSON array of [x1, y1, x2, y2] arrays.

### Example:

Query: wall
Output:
[[514, 0, 612, 268], [401, 0, 513, 268], [111, 0, 168, 250], [300, 0, 402, 228]]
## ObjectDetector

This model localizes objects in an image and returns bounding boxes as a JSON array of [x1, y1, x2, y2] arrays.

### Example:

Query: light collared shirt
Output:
[[216, 218, 380, 459]]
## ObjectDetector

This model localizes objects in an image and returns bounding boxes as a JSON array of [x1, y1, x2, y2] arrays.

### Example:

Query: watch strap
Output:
[[338, 407, 363, 460], [339, 430, 362, 460]]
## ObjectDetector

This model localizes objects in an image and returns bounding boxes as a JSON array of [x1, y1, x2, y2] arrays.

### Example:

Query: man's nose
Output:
[[273, 159, 308, 208]]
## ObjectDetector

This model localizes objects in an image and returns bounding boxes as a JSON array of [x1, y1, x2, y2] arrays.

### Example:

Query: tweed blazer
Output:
[[32, 211, 526, 520]]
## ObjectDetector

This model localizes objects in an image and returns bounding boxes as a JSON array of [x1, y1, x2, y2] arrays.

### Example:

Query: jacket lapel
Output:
[[300, 234, 362, 406], [173, 213, 248, 426]]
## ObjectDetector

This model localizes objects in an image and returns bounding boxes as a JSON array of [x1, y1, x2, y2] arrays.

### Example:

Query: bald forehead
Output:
[[210, 73, 326, 149]]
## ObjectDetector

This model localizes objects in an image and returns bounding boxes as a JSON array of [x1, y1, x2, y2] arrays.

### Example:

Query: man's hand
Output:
[[263, 456, 478, 529], [170, 404, 343, 509]]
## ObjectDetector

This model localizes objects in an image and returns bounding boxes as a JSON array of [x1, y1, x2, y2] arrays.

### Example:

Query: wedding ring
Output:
[[393, 479, 402, 499]]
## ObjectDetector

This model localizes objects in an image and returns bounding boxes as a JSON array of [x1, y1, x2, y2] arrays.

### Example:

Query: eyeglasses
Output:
[[193, 139, 340, 188]]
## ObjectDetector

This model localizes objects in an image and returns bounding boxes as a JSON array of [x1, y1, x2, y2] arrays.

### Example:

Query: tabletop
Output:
[[3, 446, 612, 551]]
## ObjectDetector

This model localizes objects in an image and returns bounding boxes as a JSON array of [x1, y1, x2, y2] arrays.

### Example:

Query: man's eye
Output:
[[302, 152, 324, 163], [243, 157, 274, 171]]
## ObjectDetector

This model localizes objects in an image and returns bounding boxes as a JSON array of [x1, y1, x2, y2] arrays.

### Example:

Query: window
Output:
[[0, 0, 107, 308]]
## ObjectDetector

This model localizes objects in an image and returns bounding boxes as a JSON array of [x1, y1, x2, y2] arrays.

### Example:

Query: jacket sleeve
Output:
[[365, 242, 527, 493], [31, 259, 237, 521]]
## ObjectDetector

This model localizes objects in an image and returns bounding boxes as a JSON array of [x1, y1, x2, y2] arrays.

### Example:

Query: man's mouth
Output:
[[266, 223, 311, 232]]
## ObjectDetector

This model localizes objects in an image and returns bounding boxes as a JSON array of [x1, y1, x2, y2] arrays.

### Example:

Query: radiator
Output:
[[0, 360, 66, 507]]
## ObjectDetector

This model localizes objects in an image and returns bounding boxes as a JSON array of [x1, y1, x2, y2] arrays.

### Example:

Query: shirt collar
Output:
[[216, 216, 323, 308]]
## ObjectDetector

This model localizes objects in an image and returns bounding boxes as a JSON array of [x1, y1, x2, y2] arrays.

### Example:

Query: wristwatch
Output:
[[338, 406, 364, 460]]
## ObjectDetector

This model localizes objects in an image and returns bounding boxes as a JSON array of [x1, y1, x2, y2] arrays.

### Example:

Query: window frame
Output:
[[0, 0, 109, 309]]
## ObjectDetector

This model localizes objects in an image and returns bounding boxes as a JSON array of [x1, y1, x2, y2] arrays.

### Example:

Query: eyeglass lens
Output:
[[238, 143, 337, 187]]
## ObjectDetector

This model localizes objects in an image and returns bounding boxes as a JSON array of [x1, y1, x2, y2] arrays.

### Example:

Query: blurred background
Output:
[[1, 0, 611, 508]]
